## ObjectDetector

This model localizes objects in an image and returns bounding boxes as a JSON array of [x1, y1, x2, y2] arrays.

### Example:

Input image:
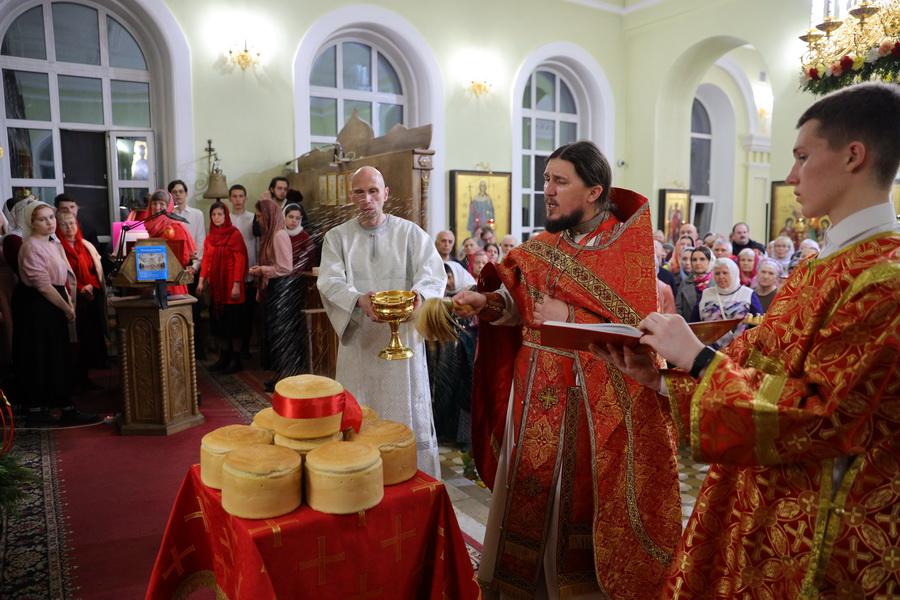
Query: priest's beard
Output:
[[545, 207, 585, 233]]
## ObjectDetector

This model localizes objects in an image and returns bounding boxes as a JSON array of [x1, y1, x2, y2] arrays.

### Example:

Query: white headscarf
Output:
[[20, 200, 51, 238], [3, 196, 39, 238], [712, 256, 741, 294], [282, 203, 304, 237], [444, 260, 475, 294]]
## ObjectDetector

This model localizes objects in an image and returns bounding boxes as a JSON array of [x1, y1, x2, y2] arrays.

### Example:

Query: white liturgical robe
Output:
[[317, 215, 447, 477]]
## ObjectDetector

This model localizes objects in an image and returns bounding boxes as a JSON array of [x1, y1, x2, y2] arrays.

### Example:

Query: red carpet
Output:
[[53, 373, 247, 599]]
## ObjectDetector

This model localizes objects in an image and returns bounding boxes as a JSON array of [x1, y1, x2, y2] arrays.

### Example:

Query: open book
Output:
[[540, 317, 745, 352]]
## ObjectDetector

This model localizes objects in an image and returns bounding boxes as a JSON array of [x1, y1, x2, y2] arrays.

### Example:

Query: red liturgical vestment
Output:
[[663, 232, 900, 598], [474, 190, 681, 599]]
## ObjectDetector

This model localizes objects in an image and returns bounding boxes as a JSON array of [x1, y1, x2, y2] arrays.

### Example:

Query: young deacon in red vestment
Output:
[[595, 82, 900, 598], [453, 141, 681, 599]]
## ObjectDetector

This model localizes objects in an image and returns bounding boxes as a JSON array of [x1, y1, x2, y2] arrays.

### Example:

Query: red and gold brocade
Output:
[[663, 232, 900, 599], [476, 192, 681, 599]]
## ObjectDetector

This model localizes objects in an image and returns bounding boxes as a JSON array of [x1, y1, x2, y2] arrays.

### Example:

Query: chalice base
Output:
[[379, 346, 414, 360]]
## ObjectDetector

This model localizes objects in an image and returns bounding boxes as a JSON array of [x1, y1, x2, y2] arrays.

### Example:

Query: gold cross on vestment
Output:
[[348, 573, 383, 599], [875, 504, 900, 539], [381, 514, 417, 562], [411, 476, 443, 496], [248, 518, 298, 548], [782, 521, 813, 553], [875, 580, 897, 600], [162, 544, 195, 579], [882, 547, 900, 572], [832, 536, 874, 573], [298, 535, 345, 585], [183, 496, 209, 531]]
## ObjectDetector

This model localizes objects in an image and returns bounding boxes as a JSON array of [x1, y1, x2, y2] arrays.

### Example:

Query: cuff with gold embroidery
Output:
[[663, 371, 695, 447], [479, 292, 507, 323]]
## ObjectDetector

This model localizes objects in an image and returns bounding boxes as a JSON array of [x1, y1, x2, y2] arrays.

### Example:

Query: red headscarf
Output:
[[144, 190, 196, 265], [256, 198, 285, 267], [204, 203, 248, 308], [56, 216, 101, 291], [738, 251, 760, 287]]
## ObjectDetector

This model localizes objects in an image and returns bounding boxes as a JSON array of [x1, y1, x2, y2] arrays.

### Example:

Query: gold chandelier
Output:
[[799, 0, 900, 94]]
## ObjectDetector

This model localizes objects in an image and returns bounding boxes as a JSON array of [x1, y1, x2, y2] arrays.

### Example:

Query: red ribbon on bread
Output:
[[271, 390, 363, 433]]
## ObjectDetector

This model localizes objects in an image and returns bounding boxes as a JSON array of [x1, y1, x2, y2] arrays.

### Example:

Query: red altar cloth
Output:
[[146, 465, 480, 599]]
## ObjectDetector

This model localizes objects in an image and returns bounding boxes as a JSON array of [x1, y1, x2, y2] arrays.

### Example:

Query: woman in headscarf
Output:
[[770, 235, 794, 272], [247, 199, 292, 392], [737, 247, 759, 287], [692, 256, 763, 348], [144, 189, 197, 295], [458, 237, 479, 273], [753, 258, 783, 313], [197, 201, 248, 374], [57, 211, 107, 387], [666, 234, 695, 273], [675, 245, 712, 321], [13, 202, 98, 425], [0, 196, 37, 364]]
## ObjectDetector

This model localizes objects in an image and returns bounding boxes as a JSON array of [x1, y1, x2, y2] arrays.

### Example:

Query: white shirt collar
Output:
[[819, 202, 898, 259]]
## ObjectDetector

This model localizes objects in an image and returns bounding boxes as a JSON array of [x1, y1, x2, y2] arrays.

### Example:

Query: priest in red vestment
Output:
[[453, 141, 681, 599], [596, 82, 900, 598]]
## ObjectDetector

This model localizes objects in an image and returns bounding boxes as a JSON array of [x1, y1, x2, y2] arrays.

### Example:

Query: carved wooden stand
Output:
[[111, 296, 204, 435]]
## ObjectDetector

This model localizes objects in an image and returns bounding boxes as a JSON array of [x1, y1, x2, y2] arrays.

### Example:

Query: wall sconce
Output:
[[227, 40, 260, 70], [468, 80, 492, 97]]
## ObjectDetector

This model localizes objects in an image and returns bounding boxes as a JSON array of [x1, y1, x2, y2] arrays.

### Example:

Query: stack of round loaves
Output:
[[349, 419, 418, 485]]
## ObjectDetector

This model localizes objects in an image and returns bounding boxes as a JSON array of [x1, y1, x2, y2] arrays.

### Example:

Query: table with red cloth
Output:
[[146, 465, 481, 599]]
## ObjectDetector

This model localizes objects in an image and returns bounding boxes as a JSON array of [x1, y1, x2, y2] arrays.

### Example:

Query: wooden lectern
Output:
[[289, 115, 434, 378], [110, 238, 203, 435]]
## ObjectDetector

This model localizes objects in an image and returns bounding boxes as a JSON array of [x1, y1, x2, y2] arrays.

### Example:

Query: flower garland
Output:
[[802, 37, 900, 95]]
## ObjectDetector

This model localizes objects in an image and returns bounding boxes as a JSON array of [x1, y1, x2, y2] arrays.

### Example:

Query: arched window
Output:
[[689, 98, 714, 235], [0, 1, 157, 237], [308, 38, 407, 149], [519, 67, 580, 240]]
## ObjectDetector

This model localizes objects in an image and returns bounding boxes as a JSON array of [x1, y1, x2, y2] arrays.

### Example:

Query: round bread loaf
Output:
[[271, 375, 345, 439], [305, 441, 383, 514], [274, 431, 343, 457], [221, 444, 302, 519], [250, 407, 277, 433], [350, 419, 417, 485], [200, 424, 274, 489]]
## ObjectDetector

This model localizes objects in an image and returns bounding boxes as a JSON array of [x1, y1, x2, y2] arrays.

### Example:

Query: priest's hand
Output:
[[589, 343, 660, 391], [638, 312, 705, 371], [357, 292, 379, 322], [195, 278, 205, 295], [532, 294, 568, 325], [451, 290, 485, 317]]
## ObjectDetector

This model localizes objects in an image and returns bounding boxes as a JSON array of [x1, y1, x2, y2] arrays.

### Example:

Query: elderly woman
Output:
[[675, 245, 712, 321], [144, 189, 197, 295], [248, 199, 292, 392], [737, 247, 759, 287], [197, 201, 248, 374], [458, 237, 479, 273], [771, 235, 794, 271], [692, 256, 763, 348], [789, 238, 820, 272], [753, 258, 783, 313], [57, 211, 107, 387], [12, 203, 98, 425]]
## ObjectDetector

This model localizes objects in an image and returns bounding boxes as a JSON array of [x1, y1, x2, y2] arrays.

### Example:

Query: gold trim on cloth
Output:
[[824, 261, 900, 325], [608, 366, 673, 566], [752, 373, 786, 465], [746, 348, 786, 375], [663, 374, 688, 446], [522, 242, 642, 325], [523, 340, 576, 359], [690, 352, 726, 462], [800, 457, 865, 597]]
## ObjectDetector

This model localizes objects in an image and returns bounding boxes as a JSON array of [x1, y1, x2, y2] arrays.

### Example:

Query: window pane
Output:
[[378, 103, 402, 133], [522, 76, 532, 109], [310, 45, 336, 88], [7, 128, 55, 179], [2, 6, 46, 59], [107, 17, 147, 70], [560, 121, 577, 145], [535, 71, 555, 111], [521, 154, 530, 189], [111, 80, 150, 127], [522, 118, 531, 150], [691, 99, 711, 134], [690, 137, 711, 196], [14, 186, 56, 204], [535, 118, 555, 151], [377, 53, 402, 94], [522, 193, 531, 227], [559, 80, 577, 114], [344, 100, 372, 126], [53, 3, 100, 65], [115, 137, 150, 181], [534, 155, 547, 191], [534, 193, 546, 227], [3, 70, 51, 121], [311, 142, 333, 150], [58, 75, 103, 124], [342, 42, 371, 91], [310, 97, 337, 136], [118, 187, 149, 220]]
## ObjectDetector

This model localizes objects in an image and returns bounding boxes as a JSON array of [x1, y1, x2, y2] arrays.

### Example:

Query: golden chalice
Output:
[[371, 290, 417, 360]]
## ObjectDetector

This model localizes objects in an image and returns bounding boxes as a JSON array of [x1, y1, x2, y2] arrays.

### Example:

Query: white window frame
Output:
[[308, 35, 408, 148], [691, 84, 737, 235], [0, 0, 153, 206]]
